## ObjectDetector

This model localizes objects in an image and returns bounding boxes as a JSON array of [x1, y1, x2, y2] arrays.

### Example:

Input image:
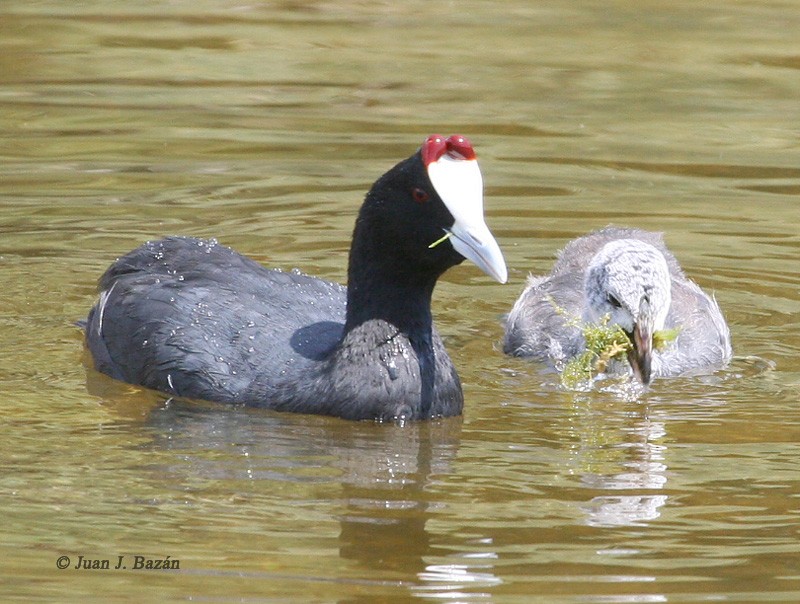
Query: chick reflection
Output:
[[567, 399, 669, 527]]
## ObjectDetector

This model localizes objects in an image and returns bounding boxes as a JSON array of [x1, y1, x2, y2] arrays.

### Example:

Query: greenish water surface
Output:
[[1, 2, 799, 602]]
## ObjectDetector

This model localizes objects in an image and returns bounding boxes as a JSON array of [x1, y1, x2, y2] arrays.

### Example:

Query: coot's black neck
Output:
[[344, 229, 443, 418], [343, 233, 439, 340], [343, 208, 448, 418]]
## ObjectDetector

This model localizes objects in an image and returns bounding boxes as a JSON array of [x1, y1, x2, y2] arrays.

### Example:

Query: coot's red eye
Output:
[[412, 187, 429, 203]]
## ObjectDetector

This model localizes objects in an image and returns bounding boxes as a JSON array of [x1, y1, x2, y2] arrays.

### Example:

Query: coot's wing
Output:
[[86, 237, 346, 403], [503, 270, 585, 362], [658, 278, 732, 376]]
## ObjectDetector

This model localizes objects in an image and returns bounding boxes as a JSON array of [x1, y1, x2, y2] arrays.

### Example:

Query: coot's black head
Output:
[[350, 134, 507, 284]]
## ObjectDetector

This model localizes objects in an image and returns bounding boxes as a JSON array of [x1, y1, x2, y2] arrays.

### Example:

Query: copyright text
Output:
[[56, 555, 180, 571]]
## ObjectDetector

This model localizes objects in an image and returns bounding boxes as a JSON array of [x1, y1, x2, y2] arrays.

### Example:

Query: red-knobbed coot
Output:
[[503, 227, 731, 384], [84, 135, 507, 420]]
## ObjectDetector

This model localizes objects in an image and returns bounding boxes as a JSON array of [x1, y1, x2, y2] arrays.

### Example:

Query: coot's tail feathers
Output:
[[82, 294, 127, 382]]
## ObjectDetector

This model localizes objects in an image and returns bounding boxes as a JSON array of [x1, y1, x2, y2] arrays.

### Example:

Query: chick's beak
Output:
[[626, 321, 653, 385]]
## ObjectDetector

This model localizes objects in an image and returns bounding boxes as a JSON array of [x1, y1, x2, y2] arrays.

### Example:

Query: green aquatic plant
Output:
[[560, 314, 632, 389], [428, 231, 453, 249], [653, 328, 680, 351], [550, 297, 680, 389]]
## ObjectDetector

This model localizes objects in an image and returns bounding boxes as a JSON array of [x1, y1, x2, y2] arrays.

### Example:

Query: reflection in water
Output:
[[568, 399, 669, 528], [336, 423, 441, 583], [414, 553, 502, 601], [98, 390, 501, 600]]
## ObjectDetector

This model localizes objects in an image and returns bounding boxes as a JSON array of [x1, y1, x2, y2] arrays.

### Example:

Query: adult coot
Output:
[[84, 135, 507, 420], [503, 227, 731, 383]]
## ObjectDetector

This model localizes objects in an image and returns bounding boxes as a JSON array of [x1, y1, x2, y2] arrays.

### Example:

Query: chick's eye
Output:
[[412, 187, 429, 203], [607, 294, 622, 309]]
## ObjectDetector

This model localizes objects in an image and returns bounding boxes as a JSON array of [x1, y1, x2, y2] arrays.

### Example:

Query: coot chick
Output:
[[503, 227, 731, 384], [84, 135, 507, 420]]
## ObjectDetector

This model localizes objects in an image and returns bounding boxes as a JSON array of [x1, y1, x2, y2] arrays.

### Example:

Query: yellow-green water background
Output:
[[1, 1, 799, 602]]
